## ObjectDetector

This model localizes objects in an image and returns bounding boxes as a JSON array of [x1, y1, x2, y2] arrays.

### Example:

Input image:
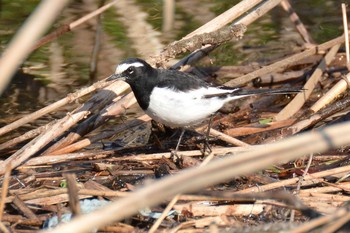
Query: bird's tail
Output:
[[230, 87, 302, 96], [203, 87, 302, 99]]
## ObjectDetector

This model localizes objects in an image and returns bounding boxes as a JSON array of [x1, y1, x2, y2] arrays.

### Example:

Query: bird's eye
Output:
[[127, 67, 134, 74]]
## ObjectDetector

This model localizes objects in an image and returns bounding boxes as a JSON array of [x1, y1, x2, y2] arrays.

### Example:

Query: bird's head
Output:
[[107, 58, 153, 84]]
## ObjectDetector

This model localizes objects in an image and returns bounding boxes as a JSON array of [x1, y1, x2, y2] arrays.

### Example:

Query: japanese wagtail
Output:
[[107, 58, 300, 154]]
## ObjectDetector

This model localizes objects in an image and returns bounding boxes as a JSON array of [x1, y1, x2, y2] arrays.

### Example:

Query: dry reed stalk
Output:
[[109, 146, 266, 161], [64, 174, 81, 216], [21, 151, 113, 167], [224, 119, 295, 137], [280, 0, 314, 45], [310, 72, 350, 112], [285, 95, 350, 135], [290, 153, 313, 221], [169, 216, 229, 232], [5, 188, 127, 204], [0, 79, 115, 137], [99, 223, 135, 233], [172, 0, 284, 69], [322, 211, 350, 233], [0, 222, 10, 233], [237, 164, 350, 194], [225, 35, 344, 87], [288, 207, 347, 233], [0, 109, 90, 175], [208, 128, 250, 147], [275, 43, 341, 121], [46, 115, 150, 155], [342, 3, 350, 68], [0, 165, 11, 221], [183, 0, 264, 39], [234, 0, 284, 26], [299, 193, 350, 202], [41, 121, 350, 233], [1, 214, 43, 226], [298, 182, 350, 194], [32, 0, 118, 51], [149, 153, 215, 233], [12, 195, 39, 220], [173, 202, 265, 217], [195, 125, 250, 147], [0, 0, 69, 95], [43, 92, 136, 155], [0, 123, 49, 151], [0, 81, 130, 174]]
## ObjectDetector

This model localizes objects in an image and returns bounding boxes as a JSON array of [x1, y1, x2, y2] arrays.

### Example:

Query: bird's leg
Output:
[[202, 115, 213, 155], [171, 128, 185, 163]]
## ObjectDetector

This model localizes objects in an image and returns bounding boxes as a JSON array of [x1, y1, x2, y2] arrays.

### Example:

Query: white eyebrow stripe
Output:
[[115, 62, 144, 74]]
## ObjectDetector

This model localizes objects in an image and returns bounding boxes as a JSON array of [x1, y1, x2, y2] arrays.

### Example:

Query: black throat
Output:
[[127, 68, 158, 110]]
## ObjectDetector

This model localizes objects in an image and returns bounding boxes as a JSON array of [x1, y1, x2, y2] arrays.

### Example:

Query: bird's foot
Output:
[[200, 139, 212, 156]]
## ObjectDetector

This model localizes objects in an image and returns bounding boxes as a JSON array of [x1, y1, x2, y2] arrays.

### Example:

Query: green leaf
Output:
[[259, 118, 273, 125]]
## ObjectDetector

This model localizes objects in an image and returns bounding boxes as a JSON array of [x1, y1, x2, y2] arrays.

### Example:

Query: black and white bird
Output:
[[107, 58, 299, 152]]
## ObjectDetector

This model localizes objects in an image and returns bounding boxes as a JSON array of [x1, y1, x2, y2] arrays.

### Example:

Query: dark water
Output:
[[0, 0, 346, 123]]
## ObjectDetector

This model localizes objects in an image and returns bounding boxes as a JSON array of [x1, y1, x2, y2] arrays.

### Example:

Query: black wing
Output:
[[156, 69, 210, 91]]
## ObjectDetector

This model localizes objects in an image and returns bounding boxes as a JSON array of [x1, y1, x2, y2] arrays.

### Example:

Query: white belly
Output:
[[145, 87, 239, 128]]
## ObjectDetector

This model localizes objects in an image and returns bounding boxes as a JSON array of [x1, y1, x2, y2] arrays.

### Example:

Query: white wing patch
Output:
[[115, 62, 144, 74]]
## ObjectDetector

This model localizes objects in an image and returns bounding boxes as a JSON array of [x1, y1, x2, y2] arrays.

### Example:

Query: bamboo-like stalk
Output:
[[288, 207, 347, 233], [225, 35, 344, 87], [148, 153, 215, 233], [183, 0, 264, 39], [4, 188, 127, 204], [172, 0, 285, 69], [0, 81, 129, 175], [298, 182, 350, 194], [280, 0, 314, 45], [0, 165, 11, 221], [42, 92, 136, 155], [31, 0, 118, 51], [310, 72, 350, 113], [236, 164, 350, 194], [342, 3, 350, 68], [284, 95, 350, 135], [0, 79, 116, 137], [0, 0, 69, 95], [275, 43, 341, 121], [41, 121, 350, 233], [46, 115, 150, 155]]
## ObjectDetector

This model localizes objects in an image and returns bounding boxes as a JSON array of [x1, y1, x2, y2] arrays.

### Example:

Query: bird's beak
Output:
[[106, 73, 124, 81]]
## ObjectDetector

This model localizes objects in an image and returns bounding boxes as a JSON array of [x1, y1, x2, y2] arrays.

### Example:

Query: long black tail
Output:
[[230, 87, 302, 96]]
